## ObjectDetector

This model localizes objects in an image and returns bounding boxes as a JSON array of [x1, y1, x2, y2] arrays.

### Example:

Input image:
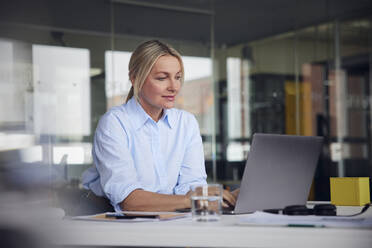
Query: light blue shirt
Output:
[[82, 97, 207, 211]]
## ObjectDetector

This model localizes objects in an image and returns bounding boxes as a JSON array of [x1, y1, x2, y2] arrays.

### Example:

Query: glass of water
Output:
[[191, 184, 223, 222]]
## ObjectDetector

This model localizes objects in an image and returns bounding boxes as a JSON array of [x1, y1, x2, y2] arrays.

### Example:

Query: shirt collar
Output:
[[161, 108, 175, 129], [126, 97, 175, 130]]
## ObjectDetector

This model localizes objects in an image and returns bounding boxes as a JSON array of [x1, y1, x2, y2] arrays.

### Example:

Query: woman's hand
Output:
[[231, 188, 240, 198], [184, 187, 240, 209], [222, 189, 238, 208], [221, 188, 240, 208]]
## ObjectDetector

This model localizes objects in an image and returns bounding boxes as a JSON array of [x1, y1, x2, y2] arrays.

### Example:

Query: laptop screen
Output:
[[234, 133, 323, 214]]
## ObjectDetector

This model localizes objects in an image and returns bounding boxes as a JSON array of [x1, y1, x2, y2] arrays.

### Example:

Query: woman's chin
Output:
[[162, 103, 175, 109]]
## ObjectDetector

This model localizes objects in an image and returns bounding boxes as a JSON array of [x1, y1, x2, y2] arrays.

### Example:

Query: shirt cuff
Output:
[[174, 182, 207, 195], [111, 183, 143, 212]]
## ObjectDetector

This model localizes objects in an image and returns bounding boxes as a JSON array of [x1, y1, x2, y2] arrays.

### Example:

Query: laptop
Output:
[[226, 133, 323, 214]]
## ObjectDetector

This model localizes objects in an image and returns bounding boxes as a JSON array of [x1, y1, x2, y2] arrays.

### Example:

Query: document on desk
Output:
[[238, 211, 372, 228], [71, 212, 190, 223]]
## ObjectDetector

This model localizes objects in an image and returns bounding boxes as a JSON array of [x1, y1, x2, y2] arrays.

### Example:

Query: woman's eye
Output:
[[157, 77, 167, 81], [175, 76, 182, 80]]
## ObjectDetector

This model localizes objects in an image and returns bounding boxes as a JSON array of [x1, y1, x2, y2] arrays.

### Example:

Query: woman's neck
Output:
[[138, 98, 163, 122]]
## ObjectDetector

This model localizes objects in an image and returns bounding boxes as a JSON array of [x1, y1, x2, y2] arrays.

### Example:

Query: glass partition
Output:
[[221, 17, 372, 199], [0, 27, 113, 217], [0, 0, 215, 218]]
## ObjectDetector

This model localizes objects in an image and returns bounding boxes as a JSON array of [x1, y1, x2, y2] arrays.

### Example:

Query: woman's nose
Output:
[[168, 79, 179, 91]]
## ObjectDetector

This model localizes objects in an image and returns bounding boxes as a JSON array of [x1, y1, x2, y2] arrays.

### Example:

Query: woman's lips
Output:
[[163, 96, 175, 101]]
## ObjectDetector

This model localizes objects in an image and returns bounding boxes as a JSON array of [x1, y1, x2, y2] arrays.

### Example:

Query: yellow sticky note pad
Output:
[[330, 177, 370, 206]]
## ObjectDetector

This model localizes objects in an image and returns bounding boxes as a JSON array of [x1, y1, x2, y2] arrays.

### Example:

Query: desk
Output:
[[46, 206, 372, 248]]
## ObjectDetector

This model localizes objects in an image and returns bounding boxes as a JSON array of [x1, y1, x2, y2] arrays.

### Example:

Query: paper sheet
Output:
[[238, 211, 372, 228]]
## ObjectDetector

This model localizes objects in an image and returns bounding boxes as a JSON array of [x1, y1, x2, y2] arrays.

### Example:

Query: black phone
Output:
[[175, 207, 191, 213], [105, 213, 158, 219]]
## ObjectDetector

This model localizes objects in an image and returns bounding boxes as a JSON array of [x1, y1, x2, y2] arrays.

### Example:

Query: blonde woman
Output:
[[82, 40, 237, 213]]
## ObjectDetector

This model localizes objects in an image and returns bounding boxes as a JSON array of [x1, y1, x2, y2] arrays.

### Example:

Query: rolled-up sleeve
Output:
[[174, 114, 207, 195], [93, 113, 143, 211]]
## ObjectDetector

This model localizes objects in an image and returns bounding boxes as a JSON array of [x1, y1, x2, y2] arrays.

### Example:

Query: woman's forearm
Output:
[[120, 189, 191, 212]]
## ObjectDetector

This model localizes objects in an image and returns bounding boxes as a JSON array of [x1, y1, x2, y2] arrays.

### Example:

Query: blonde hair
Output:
[[125, 40, 184, 103]]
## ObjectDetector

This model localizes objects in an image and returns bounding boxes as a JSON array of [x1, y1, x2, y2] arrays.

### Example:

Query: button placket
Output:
[[151, 122, 167, 191]]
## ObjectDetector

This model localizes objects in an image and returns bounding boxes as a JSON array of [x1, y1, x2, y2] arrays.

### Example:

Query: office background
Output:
[[0, 0, 371, 214]]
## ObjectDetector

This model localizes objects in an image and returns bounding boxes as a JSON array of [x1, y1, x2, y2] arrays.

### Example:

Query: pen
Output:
[[287, 224, 325, 228]]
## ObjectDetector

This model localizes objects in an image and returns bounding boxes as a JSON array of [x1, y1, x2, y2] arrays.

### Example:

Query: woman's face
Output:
[[138, 55, 182, 121]]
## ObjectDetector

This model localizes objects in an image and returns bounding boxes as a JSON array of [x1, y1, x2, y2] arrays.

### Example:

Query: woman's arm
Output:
[[92, 111, 145, 211], [121, 189, 192, 211], [174, 114, 207, 195], [121, 188, 240, 211]]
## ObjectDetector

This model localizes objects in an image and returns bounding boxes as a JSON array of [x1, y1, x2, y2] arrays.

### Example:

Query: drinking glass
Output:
[[191, 184, 222, 222]]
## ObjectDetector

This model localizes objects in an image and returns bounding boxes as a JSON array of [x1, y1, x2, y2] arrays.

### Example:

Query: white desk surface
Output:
[[45, 205, 372, 248]]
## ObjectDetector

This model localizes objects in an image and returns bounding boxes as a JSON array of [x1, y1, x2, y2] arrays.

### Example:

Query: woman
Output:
[[82, 40, 237, 213]]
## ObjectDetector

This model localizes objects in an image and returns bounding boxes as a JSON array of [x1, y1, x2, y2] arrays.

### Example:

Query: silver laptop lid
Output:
[[234, 133, 323, 214]]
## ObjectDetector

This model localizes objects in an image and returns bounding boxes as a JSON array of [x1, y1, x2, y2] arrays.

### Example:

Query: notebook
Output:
[[228, 133, 323, 214]]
